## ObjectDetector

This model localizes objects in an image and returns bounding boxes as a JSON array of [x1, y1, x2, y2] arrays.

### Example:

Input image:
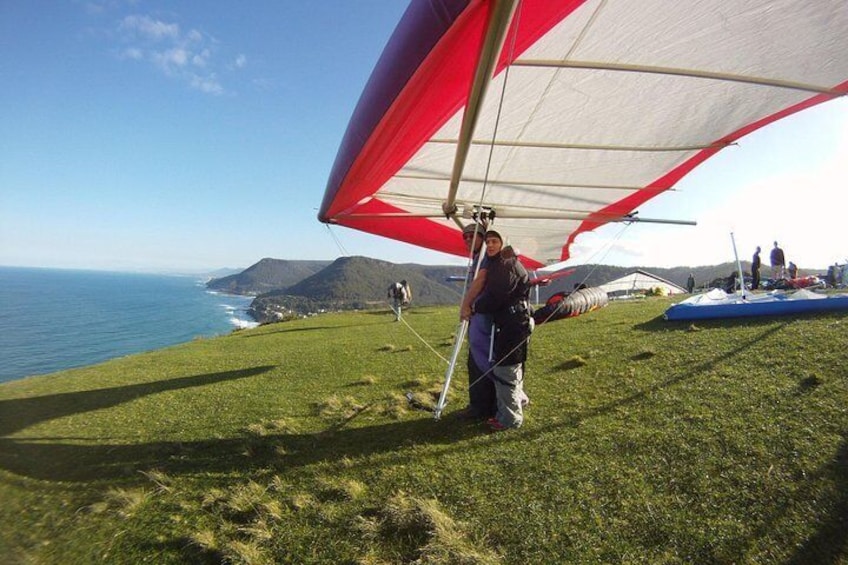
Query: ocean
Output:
[[0, 266, 258, 384]]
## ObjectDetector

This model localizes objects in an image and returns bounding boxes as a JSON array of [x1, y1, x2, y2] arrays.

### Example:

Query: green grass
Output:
[[2, 298, 848, 563]]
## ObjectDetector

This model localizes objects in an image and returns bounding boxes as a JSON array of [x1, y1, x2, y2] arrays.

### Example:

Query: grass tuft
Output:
[[315, 394, 368, 424], [559, 355, 588, 370], [102, 487, 151, 518], [631, 349, 656, 361], [188, 529, 218, 552], [316, 476, 367, 502], [201, 488, 229, 508], [222, 480, 268, 521], [224, 539, 269, 565], [289, 492, 317, 512], [356, 375, 378, 386], [246, 418, 296, 436], [140, 468, 173, 493], [364, 491, 501, 564], [374, 392, 410, 419]]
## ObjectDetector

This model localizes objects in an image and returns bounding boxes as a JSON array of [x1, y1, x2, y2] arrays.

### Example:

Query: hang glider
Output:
[[319, 0, 848, 268]]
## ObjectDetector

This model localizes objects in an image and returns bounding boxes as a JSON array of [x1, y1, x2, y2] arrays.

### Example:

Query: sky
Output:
[[1, 1, 846, 274]]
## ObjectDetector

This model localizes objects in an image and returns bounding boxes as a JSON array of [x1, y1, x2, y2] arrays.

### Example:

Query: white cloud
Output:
[[122, 47, 143, 60], [192, 48, 211, 67], [112, 12, 241, 95], [119, 14, 179, 41], [152, 47, 189, 72], [190, 73, 223, 95]]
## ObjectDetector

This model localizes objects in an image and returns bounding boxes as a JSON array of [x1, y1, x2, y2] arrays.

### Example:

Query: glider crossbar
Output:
[[395, 174, 652, 191], [340, 211, 695, 225], [430, 138, 734, 153], [512, 59, 848, 96], [340, 194, 696, 225]]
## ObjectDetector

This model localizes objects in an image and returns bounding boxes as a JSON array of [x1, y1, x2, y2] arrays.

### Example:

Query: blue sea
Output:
[[0, 266, 257, 384]]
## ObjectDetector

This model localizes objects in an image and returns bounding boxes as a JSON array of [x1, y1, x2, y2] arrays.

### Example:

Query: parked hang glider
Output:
[[318, 0, 848, 268]]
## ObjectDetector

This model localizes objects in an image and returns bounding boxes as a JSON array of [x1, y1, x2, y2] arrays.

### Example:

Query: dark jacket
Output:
[[473, 250, 532, 365], [770, 247, 785, 267]]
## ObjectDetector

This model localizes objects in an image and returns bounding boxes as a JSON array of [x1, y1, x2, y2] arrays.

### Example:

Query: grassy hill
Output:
[[2, 299, 847, 563], [248, 256, 462, 321], [206, 258, 332, 296]]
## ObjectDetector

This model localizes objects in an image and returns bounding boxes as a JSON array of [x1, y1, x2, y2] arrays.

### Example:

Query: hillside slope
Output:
[[2, 300, 847, 563], [248, 256, 462, 321], [206, 258, 331, 295]]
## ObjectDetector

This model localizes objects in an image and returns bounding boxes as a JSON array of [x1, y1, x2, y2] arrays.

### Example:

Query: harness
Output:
[[506, 300, 529, 315]]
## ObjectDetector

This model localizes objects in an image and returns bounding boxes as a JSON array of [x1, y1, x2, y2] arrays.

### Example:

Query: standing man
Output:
[[751, 246, 761, 290], [770, 241, 785, 280], [686, 273, 695, 294], [470, 230, 532, 431], [457, 222, 497, 421], [387, 281, 408, 321]]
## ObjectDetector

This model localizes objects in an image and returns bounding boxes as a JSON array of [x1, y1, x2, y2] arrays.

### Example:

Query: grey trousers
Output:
[[491, 363, 524, 428]]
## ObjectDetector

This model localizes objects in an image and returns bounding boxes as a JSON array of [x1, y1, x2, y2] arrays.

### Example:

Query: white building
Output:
[[598, 269, 687, 299]]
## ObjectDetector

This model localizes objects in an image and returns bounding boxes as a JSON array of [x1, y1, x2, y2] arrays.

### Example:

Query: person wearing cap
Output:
[[469, 229, 532, 431], [456, 222, 498, 420]]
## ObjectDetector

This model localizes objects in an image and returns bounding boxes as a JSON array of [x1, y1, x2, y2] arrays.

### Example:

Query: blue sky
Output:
[[2, 1, 846, 273]]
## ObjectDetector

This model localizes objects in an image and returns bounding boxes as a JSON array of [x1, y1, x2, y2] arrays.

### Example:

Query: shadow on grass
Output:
[[238, 320, 389, 338], [362, 307, 448, 317], [786, 438, 848, 564], [0, 411, 482, 483], [0, 366, 276, 436]]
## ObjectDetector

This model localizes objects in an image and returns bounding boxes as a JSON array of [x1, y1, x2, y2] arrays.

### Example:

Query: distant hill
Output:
[[206, 258, 331, 296], [247, 256, 462, 322]]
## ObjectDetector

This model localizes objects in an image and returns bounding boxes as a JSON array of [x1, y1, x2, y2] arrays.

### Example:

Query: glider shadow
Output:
[[0, 366, 276, 437]]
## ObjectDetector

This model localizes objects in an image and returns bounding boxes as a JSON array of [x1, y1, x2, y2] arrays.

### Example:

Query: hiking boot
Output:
[[487, 417, 509, 432]]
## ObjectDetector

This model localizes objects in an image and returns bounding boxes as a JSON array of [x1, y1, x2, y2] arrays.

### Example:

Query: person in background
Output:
[[469, 230, 532, 431], [387, 280, 409, 321], [686, 273, 695, 294], [401, 279, 412, 305], [751, 246, 761, 290], [724, 270, 738, 293], [770, 241, 786, 280], [787, 261, 798, 280]]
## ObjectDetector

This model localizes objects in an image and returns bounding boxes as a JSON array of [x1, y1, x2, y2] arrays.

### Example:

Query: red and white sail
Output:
[[319, 0, 848, 268]]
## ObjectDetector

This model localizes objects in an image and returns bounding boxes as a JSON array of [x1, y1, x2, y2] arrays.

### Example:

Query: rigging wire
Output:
[[571, 221, 634, 288], [389, 299, 451, 366], [324, 224, 349, 256]]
